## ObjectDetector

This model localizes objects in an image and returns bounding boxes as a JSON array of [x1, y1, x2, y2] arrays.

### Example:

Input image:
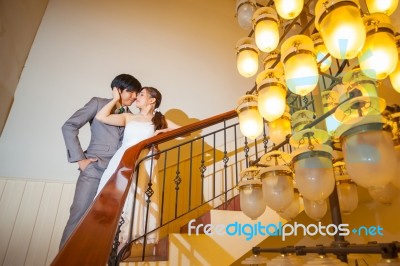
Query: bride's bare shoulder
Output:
[[128, 114, 152, 123]]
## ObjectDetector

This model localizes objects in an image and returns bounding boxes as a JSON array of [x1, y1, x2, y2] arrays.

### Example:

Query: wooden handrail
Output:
[[51, 110, 237, 265]]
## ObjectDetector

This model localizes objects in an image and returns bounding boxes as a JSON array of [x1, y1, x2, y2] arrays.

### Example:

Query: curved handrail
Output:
[[51, 110, 237, 265]]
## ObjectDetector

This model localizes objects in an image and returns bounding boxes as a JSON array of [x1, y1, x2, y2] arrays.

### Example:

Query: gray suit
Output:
[[60, 97, 124, 248]]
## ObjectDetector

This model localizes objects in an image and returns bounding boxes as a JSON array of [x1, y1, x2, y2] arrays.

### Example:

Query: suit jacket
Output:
[[62, 97, 124, 169]]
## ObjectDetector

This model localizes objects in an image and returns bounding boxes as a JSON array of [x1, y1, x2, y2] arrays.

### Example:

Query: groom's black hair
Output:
[[111, 74, 142, 93]]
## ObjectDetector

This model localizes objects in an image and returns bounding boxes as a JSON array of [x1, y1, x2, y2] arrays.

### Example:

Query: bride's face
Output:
[[135, 89, 154, 109]]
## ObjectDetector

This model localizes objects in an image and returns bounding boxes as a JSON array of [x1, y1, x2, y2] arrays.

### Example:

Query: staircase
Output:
[[51, 110, 296, 265], [120, 203, 286, 265]]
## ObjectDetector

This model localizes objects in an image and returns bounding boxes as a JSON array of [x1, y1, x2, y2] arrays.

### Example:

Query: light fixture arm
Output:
[[252, 241, 400, 259], [249, 93, 355, 166]]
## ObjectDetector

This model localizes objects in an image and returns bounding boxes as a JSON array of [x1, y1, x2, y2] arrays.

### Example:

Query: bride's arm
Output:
[[154, 119, 181, 135], [96, 87, 127, 126]]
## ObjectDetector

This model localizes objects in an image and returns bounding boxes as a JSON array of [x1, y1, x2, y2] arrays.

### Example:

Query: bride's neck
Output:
[[139, 106, 154, 117]]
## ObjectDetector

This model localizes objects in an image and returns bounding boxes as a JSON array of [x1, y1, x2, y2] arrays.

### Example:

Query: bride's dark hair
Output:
[[142, 87, 168, 131]]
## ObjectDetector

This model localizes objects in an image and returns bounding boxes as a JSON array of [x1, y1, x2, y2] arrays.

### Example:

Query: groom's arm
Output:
[[62, 97, 99, 163]]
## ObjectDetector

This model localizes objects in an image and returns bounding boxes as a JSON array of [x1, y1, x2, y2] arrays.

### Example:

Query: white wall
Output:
[[0, 0, 253, 182]]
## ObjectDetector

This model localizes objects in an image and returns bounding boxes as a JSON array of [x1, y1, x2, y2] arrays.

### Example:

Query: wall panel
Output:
[[0, 180, 26, 265], [0, 179, 74, 266], [3, 181, 45, 265], [45, 183, 75, 265], [25, 182, 63, 266]]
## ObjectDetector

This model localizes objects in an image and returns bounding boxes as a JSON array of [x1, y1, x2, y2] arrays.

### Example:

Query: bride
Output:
[[95, 86, 179, 249]]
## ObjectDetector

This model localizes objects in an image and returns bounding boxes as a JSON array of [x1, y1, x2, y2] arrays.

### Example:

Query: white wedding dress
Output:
[[96, 120, 159, 247]]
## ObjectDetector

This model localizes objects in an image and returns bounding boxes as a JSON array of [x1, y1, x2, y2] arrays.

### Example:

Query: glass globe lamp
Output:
[[281, 35, 319, 96], [241, 254, 268, 265], [278, 189, 301, 221], [262, 49, 284, 70], [334, 95, 386, 124], [315, 0, 366, 59], [236, 0, 257, 30], [393, 143, 400, 189], [336, 115, 397, 189], [304, 255, 347, 266], [257, 151, 294, 212], [269, 254, 303, 266], [280, 20, 302, 44], [321, 90, 339, 111], [290, 130, 335, 201], [365, 0, 399, 15], [303, 198, 327, 221], [253, 7, 280, 53], [256, 69, 287, 122], [334, 162, 359, 215], [236, 37, 259, 78], [321, 90, 340, 134], [238, 167, 266, 220], [389, 35, 400, 93], [358, 13, 398, 80], [236, 95, 264, 140], [392, 114, 400, 188], [341, 67, 378, 101], [274, 0, 304, 20], [390, 62, 400, 93], [368, 183, 399, 205], [291, 110, 315, 133], [376, 258, 400, 266], [337, 180, 358, 215], [269, 111, 292, 145], [311, 32, 332, 72]]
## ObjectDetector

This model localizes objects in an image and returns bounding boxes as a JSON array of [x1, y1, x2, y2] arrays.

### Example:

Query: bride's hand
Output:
[[154, 129, 168, 136], [112, 87, 121, 101]]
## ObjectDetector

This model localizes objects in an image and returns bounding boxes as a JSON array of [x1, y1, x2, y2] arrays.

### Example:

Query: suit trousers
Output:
[[59, 162, 105, 249]]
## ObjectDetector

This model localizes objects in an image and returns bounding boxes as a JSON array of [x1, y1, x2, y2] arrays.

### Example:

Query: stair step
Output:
[[180, 195, 241, 234], [120, 207, 285, 265], [121, 235, 169, 262], [120, 195, 242, 262]]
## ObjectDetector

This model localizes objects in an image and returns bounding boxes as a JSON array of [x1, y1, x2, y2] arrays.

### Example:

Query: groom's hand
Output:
[[78, 158, 98, 171]]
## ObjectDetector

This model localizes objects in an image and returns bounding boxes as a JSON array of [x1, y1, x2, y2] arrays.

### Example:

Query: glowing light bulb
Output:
[[269, 113, 291, 145], [236, 95, 264, 140], [256, 69, 287, 122], [253, 7, 280, 52], [359, 14, 398, 80], [315, 0, 366, 59], [390, 61, 400, 93], [365, 0, 399, 15], [236, 37, 259, 78], [389, 35, 400, 93], [312, 32, 332, 72], [281, 35, 319, 96], [274, 0, 304, 20]]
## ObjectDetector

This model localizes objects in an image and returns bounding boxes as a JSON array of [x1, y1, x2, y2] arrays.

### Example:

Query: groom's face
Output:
[[120, 90, 137, 106]]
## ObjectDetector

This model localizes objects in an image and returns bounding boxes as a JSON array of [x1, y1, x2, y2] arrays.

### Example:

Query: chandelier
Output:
[[234, 0, 400, 224]]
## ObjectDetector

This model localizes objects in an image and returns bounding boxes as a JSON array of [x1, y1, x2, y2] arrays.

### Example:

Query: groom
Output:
[[59, 73, 142, 249]]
